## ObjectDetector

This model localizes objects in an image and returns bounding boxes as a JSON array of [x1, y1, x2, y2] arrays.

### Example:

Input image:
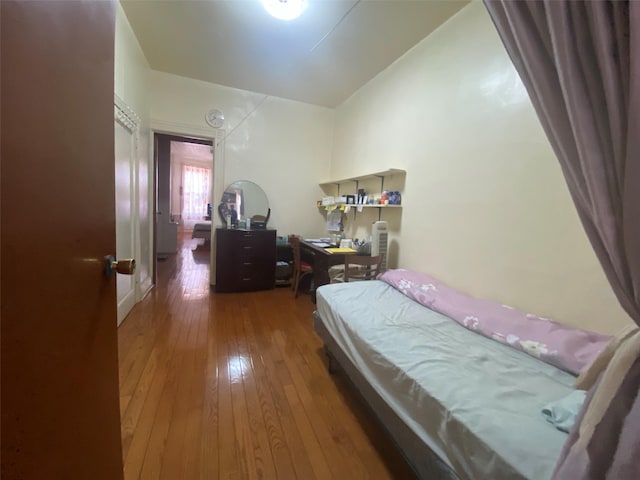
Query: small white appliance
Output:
[[371, 221, 388, 272]]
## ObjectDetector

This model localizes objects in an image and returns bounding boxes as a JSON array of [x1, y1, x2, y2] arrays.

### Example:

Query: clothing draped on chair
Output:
[[484, 1, 640, 477]]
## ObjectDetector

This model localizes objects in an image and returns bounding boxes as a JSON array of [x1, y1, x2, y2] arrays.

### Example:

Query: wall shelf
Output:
[[318, 204, 402, 211], [318, 169, 405, 221], [319, 168, 406, 189], [346, 204, 402, 209]]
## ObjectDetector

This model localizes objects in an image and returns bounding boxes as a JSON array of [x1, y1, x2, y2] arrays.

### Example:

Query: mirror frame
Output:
[[218, 180, 270, 227]]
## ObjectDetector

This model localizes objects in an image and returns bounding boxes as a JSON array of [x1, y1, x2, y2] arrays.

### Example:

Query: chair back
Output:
[[288, 234, 314, 297], [343, 254, 384, 282], [289, 234, 302, 269]]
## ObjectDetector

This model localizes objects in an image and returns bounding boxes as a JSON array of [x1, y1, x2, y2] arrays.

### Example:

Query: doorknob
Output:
[[104, 255, 136, 276]]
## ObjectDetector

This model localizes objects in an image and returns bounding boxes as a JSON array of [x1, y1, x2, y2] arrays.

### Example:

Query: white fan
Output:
[[371, 221, 388, 272]]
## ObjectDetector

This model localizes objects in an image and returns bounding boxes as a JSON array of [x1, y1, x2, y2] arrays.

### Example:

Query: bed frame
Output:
[[313, 311, 459, 480], [191, 221, 212, 242]]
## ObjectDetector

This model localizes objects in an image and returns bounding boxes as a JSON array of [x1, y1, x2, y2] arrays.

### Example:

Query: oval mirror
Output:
[[218, 180, 270, 227]]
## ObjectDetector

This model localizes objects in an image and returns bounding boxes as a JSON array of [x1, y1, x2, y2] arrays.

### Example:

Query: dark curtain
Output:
[[483, 1, 640, 477]]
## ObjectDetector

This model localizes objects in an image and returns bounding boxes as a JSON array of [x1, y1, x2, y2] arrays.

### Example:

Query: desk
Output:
[[275, 242, 293, 287], [299, 240, 355, 302]]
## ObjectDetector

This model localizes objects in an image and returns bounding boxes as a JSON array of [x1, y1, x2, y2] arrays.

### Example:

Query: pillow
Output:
[[379, 269, 613, 375], [574, 324, 639, 390]]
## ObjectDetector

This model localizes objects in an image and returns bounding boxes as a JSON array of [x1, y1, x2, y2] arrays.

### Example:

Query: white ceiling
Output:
[[121, 0, 469, 108]]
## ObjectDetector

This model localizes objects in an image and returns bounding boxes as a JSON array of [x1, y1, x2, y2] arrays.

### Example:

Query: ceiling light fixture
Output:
[[262, 0, 307, 21]]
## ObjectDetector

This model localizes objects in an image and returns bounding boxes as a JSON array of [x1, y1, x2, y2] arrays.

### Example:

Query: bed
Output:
[[191, 221, 212, 242], [314, 271, 610, 479]]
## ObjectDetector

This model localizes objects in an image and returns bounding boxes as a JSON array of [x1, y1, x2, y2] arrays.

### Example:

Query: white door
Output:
[[115, 112, 138, 325]]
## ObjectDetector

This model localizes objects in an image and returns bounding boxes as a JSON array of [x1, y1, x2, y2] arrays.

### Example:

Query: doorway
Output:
[[154, 133, 214, 267]]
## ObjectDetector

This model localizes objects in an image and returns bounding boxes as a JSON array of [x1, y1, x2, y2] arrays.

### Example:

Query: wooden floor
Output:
[[118, 234, 416, 480]]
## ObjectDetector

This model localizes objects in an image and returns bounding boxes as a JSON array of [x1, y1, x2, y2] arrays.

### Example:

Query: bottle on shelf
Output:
[[388, 191, 401, 205]]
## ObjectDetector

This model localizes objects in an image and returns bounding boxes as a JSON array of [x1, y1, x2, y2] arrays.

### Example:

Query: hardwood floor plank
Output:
[[266, 283, 417, 478], [123, 252, 197, 478], [280, 301, 399, 475], [158, 304, 207, 480], [237, 306, 296, 480], [216, 298, 244, 480], [239, 308, 300, 480], [199, 301, 221, 480], [178, 305, 208, 480], [283, 384, 334, 480], [230, 304, 278, 480], [122, 309, 183, 479], [272, 329, 363, 479], [118, 307, 156, 413], [243, 299, 320, 480], [226, 302, 254, 480], [138, 304, 195, 480], [118, 235, 417, 479], [120, 343, 158, 460]]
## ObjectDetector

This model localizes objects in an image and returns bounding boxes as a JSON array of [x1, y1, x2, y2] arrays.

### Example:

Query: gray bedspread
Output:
[[316, 280, 577, 480]]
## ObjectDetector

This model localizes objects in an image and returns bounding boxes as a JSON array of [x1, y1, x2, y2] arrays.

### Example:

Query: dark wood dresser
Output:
[[215, 228, 276, 292]]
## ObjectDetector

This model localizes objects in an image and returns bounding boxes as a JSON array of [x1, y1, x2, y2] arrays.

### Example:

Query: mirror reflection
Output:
[[218, 180, 270, 227]]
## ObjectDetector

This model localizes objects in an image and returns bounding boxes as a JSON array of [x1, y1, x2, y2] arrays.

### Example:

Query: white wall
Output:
[[115, 4, 153, 300], [148, 71, 334, 239], [331, 2, 630, 334]]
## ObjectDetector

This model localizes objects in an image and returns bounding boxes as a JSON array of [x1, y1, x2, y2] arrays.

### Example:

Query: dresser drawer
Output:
[[215, 228, 276, 292], [229, 267, 274, 291], [236, 233, 273, 256], [237, 257, 272, 270]]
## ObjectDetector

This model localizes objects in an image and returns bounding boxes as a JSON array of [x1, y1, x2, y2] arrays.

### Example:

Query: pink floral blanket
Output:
[[378, 269, 611, 375]]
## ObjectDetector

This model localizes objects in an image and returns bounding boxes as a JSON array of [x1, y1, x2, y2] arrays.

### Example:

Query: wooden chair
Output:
[[289, 235, 314, 298], [343, 254, 384, 282], [251, 208, 271, 226]]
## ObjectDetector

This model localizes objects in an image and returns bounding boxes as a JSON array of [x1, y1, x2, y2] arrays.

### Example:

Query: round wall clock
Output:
[[205, 108, 225, 128]]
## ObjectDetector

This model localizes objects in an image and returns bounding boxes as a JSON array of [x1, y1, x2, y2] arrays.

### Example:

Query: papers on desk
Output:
[[305, 238, 333, 247], [325, 247, 357, 254]]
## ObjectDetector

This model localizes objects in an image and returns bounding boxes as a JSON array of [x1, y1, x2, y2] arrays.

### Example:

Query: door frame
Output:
[[151, 129, 219, 282], [114, 95, 143, 325]]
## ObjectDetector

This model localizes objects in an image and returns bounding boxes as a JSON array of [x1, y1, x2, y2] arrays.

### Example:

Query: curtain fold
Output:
[[181, 164, 211, 230], [483, 1, 639, 477]]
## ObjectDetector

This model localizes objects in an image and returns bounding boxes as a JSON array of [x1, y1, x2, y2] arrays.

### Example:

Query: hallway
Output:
[[117, 235, 415, 479]]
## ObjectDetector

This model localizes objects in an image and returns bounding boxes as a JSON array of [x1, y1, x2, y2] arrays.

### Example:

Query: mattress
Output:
[[316, 280, 576, 480], [191, 221, 212, 240]]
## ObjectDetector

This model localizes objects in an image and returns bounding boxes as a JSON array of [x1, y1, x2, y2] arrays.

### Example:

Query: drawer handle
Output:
[[242, 277, 252, 281], [243, 246, 253, 250], [243, 262, 253, 266]]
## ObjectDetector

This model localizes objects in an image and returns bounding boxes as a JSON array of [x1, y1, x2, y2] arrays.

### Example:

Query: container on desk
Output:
[[340, 239, 353, 248]]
